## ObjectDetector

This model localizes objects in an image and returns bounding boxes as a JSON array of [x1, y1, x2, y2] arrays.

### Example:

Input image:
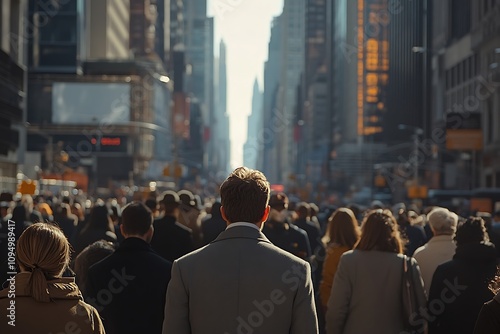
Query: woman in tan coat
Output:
[[0, 223, 105, 333]]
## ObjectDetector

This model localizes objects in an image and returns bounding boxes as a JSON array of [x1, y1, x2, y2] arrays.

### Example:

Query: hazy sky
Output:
[[208, 0, 284, 169]]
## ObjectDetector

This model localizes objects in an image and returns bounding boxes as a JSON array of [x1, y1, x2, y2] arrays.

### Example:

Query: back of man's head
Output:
[[219, 167, 270, 224], [295, 202, 310, 219], [178, 190, 196, 209], [121, 202, 153, 237], [159, 190, 180, 215], [427, 207, 458, 235]]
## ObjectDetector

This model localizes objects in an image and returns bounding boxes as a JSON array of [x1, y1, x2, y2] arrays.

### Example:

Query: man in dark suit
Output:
[[263, 192, 312, 260], [163, 167, 318, 334], [293, 202, 322, 254], [86, 202, 172, 334], [150, 190, 194, 262]]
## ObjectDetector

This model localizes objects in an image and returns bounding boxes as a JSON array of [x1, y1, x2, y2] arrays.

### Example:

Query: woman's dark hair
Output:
[[322, 208, 360, 248], [81, 201, 114, 234], [12, 205, 29, 223], [355, 209, 404, 254], [454, 216, 489, 245]]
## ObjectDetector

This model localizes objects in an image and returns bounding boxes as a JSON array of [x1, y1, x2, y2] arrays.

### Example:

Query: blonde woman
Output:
[[0, 223, 105, 333], [319, 208, 361, 310]]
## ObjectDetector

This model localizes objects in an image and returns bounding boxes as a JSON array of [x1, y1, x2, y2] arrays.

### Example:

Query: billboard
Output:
[[52, 82, 130, 124], [358, 0, 389, 137]]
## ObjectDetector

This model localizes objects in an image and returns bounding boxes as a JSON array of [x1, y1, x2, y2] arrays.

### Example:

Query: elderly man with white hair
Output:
[[413, 207, 458, 295]]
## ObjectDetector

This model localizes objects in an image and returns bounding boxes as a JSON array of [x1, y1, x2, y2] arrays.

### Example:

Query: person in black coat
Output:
[[397, 208, 427, 256], [428, 216, 498, 334], [262, 192, 311, 260], [293, 202, 322, 255], [150, 191, 194, 262], [86, 202, 172, 334], [201, 201, 226, 244]]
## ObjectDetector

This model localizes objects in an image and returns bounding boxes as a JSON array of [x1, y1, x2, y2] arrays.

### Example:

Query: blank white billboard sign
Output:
[[52, 82, 130, 124]]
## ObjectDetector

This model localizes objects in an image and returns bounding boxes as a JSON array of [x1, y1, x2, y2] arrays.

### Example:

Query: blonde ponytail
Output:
[[16, 223, 71, 303], [28, 267, 50, 303]]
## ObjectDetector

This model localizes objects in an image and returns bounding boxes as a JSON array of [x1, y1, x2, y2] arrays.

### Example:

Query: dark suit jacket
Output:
[[86, 237, 172, 334], [263, 219, 312, 260], [150, 214, 194, 262], [163, 225, 319, 334]]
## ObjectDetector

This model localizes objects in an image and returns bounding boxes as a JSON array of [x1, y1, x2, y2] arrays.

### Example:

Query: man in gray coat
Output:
[[162, 167, 318, 334]]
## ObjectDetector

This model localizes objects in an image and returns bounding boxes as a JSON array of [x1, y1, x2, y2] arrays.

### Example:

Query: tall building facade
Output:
[[0, 0, 28, 191], [261, 16, 283, 183], [329, 0, 427, 193], [182, 0, 214, 176], [471, 0, 500, 187], [212, 40, 230, 175], [276, 0, 305, 184], [243, 79, 262, 169], [301, 0, 328, 183]]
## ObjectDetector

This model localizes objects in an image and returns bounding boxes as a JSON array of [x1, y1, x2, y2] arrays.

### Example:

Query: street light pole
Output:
[[413, 131, 419, 186], [399, 124, 423, 186]]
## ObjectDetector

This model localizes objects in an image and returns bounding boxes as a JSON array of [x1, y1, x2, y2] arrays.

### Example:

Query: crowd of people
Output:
[[1, 167, 500, 333]]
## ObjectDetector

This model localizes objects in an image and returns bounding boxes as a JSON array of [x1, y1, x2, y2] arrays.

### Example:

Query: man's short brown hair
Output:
[[219, 167, 270, 224]]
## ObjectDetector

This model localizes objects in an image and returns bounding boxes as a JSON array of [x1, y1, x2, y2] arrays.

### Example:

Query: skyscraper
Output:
[[329, 0, 426, 190], [213, 40, 230, 174], [301, 0, 328, 182], [243, 79, 263, 169], [0, 0, 28, 189], [182, 0, 214, 175], [276, 0, 305, 184], [261, 15, 283, 183]]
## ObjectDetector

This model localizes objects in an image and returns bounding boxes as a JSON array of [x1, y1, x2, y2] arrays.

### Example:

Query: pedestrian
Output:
[[326, 209, 426, 334], [428, 216, 497, 334], [0, 223, 105, 333], [86, 202, 172, 334], [163, 167, 318, 334]]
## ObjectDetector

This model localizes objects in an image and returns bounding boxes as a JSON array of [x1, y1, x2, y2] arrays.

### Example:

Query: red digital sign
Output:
[[91, 137, 122, 146]]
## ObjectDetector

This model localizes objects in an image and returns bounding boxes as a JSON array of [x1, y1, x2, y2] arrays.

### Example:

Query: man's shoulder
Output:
[[177, 237, 307, 266], [289, 223, 308, 238], [154, 216, 192, 235], [88, 247, 172, 282]]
